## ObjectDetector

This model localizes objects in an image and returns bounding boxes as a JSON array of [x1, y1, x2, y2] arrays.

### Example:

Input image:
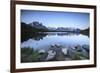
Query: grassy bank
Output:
[[21, 48, 41, 63]]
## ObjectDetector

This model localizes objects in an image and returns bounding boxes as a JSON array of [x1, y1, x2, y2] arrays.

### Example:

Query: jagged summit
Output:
[[29, 21, 47, 29]]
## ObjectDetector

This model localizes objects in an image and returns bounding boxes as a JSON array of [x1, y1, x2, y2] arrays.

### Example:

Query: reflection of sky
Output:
[[21, 10, 90, 29], [21, 34, 89, 50]]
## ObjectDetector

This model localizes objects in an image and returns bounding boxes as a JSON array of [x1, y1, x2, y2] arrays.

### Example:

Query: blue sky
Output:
[[21, 10, 90, 29]]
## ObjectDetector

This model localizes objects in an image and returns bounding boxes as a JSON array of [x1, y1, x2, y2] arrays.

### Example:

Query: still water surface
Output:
[[21, 32, 89, 50]]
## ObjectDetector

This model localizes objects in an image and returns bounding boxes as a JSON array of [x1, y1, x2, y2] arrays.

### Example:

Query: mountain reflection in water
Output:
[[21, 32, 89, 62], [21, 32, 89, 50]]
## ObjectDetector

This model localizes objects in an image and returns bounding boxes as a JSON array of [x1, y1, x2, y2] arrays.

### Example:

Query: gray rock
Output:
[[67, 47, 76, 58], [62, 48, 68, 55], [75, 45, 83, 52], [39, 54, 47, 61], [81, 48, 89, 59], [48, 44, 66, 61], [82, 45, 89, 52], [46, 50, 56, 61], [38, 49, 45, 54]]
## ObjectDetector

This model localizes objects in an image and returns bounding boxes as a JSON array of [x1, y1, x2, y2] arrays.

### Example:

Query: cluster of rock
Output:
[[38, 44, 89, 61]]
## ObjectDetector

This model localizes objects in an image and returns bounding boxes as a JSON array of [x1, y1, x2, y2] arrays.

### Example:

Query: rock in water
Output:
[[75, 45, 83, 52], [46, 50, 56, 61], [82, 45, 89, 52], [67, 47, 76, 59], [38, 49, 45, 54], [62, 48, 68, 55]]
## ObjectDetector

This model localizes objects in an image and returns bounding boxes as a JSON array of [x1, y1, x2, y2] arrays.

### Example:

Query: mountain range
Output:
[[24, 21, 82, 32], [21, 21, 89, 33], [21, 21, 89, 42]]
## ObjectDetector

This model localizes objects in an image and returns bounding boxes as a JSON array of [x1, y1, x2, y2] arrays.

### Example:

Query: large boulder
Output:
[[62, 48, 68, 56], [45, 50, 56, 61], [67, 47, 76, 59]]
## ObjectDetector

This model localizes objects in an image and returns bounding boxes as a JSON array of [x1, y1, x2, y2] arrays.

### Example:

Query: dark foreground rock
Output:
[[21, 44, 89, 62]]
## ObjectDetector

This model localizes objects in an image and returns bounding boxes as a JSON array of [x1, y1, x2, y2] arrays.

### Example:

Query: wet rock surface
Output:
[[21, 44, 89, 62], [38, 44, 89, 61]]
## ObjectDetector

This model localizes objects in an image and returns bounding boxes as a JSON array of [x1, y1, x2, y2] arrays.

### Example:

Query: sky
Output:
[[21, 10, 90, 30]]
